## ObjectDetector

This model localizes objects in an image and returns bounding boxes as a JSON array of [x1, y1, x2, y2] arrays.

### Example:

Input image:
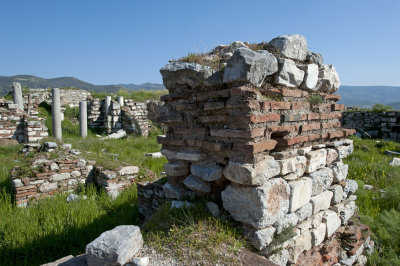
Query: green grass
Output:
[[142, 201, 247, 265], [344, 137, 400, 265]]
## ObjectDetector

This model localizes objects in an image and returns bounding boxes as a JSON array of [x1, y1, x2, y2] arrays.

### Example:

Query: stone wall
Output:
[[137, 179, 166, 218], [23, 88, 91, 107], [342, 111, 400, 140], [0, 99, 48, 144], [150, 34, 365, 265], [11, 143, 139, 206], [88, 98, 150, 136]]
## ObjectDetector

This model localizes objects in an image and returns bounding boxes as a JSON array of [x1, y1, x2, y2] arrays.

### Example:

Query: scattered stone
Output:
[[144, 152, 163, 159], [101, 129, 127, 140], [269, 34, 308, 61], [86, 225, 143, 266], [206, 202, 220, 217], [132, 257, 149, 266], [67, 193, 80, 202], [69, 149, 81, 155], [363, 184, 373, 190], [61, 143, 72, 149], [12, 179, 23, 188], [223, 47, 278, 87], [384, 150, 400, 156], [389, 157, 400, 166]]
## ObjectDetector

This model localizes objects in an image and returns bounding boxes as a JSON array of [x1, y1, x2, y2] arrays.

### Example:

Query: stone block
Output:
[[246, 226, 276, 250], [50, 173, 71, 182], [288, 178, 312, 213], [323, 210, 341, 238], [311, 222, 326, 247], [305, 149, 327, 173], [86, 225, 143, 266], [311, 190, 333, 214], [183, 175, 211, 193], [190, 163, 223, 181], [269, 34, 308, 61], [337, 144, 353, 159], [330, 161, 348, 182], [288, 229, 312, 263], [39, 181, 58, 192], [274, 212, 298, 234], [118, 166, 139, 176], [296, 202, 313, 223], [176, 151, 206, 161], [308, 167, 333, 196], [221, 178, 290, 229], [326, 148, 339, 165], [223, 156, 280, 185], [329, 184, 344, 204], [164, 161, 189, 177], [277, 157, 296, 175], [275, 59, 305, 87]]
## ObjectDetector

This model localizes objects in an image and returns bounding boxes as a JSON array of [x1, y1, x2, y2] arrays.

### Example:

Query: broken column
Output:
[[79, 101, 88, 137], [105, 96, 112, 133], [52, 88, 62, 140], [157, 34, 367, 265], [12, 82, 24, 111], [118, 96, 124, 107]]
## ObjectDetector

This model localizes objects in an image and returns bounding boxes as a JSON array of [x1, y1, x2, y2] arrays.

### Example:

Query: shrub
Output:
[[372, 103, 392, 113]]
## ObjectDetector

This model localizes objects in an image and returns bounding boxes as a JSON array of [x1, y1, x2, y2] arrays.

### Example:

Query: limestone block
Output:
[[296, 202, 313, 223], [311, 190, 333, 214], [294, 156, 307, 177], [71, 171, 81, 178], [246, 226, 276, 250], [306, 51, 323, 65], [164, 161, 189, 176], [268, 249, 289, 266], [315, 64, 340, 93], [183, 175, 211, 193], [86, 225, 143, 266], [206, 202, 220, 217], [311, 222, 326, 247], [305, 149, 327, 173], [337, 144, 353, 159], [190, 163, 223, 181], [343, 179, 358, 196], [287, 229, 312, 263], [274, 212, 298, 234], [12, 179, 23, 188], [221, 178, 290, 229], [330, 161, 348, 182], [223, 156, 280, 186], [275, 59, 305, 87], [322, 210, 341, 238], [162, 183, 187, 200], [160, 149, 178, 160], [329, 184, 344, 204], [389, 157, 400, 166], [269, 34, 308, 61], [50, 163, 59, 171], [50, 173, 71, 182], [299, 63, 319, 90], [39, 182, 58, 192], [132, 257, 149, 266], [288, 178, 312, 212], [223, 47, 278, 87], [308, 167, 333, 196], [277, 157, 296, 175], [118, 166, 139, 176], [326, 148, 339, 165]]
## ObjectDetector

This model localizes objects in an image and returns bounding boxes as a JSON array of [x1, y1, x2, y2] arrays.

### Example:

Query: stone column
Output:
[[12, 82, 24, 111], [79, 101, 88, 138], [105, 96, 112, 133], [27, 92, 32, 117], [52, 88, 62, 140], [105, 96, 111, 115], [118, 96, 124, 107]]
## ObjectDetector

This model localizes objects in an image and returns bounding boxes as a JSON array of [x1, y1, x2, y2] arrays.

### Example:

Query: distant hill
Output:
[[0, 75, 165, 96], [337, 85, 400, 108]]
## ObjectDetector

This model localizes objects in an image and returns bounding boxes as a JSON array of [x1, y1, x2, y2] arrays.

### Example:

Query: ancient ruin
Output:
[[136, 34, 371, 264]]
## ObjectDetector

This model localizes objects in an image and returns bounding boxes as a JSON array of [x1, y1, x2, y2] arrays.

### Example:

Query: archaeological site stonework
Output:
[[144, 34, 371, 265]]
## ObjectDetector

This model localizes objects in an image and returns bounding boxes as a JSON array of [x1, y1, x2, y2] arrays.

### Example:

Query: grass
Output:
[[177, 52, 223, 71], [344, 137, 400, 265], [91, 89, 168, 102], [142, 201, 247, 265]]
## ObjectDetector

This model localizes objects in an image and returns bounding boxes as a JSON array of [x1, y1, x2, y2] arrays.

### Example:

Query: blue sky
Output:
[[0, 0, 399, 86]]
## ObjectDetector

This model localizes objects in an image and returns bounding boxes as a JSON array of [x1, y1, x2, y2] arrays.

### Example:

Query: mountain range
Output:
[[0, 75, 165, 96], [0, 75, 399, 109]]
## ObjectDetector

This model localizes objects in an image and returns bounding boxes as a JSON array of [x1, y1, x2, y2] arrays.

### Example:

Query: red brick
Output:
[[233, 140, 277, 153], [196, 89, 230, 102], [308, 133, 321, 141], [283, 135, 309, 146], [320, 113, 342, 119], [321, 132, 329, 139], [238, 114, 281, 124], [261, 101, 270, 110], [35, 173, 51, 178], [157, 136, 185, 146], [58, 169, 73, 173], [226, 99, 260, 111], [210, 128, 265, 138], [322, 94, 341, 101], [204, 102, 225, 110], [321, 121, 341, 129], [270, 101, 291, 110], [329, 130, 345, 139], [291, 102, 311, 110], [230, 86, 258, 97], [175, 104, 197, 111], [308, 113, 320, 120], [197, 115, 228, 123], [344, 129, 356, 136], [302, 123, 321, 132], [15, 185, 37, 191], [15, 191, 37, 198], [266, 125, 297, 134], [332, 104, 345, 111], [317, 103, 332, 113], [173, 127, 207, 136], [281, 88, 304, 97]]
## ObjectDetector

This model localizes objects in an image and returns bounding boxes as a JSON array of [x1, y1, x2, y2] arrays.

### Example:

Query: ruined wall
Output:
[[88, 98, 150, 136], [152, 34, 365, 264], [24, 88, 91, 107], [11, 143, 139, 206], [0, 99, 48, 144], [342, 111, 400, 140]]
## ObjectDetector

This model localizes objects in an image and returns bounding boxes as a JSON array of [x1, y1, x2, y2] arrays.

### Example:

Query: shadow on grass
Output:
[[0, 197, 140, 266]]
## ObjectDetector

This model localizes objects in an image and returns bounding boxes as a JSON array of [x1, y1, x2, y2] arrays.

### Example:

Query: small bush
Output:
[[307, 93, 323, 106], [372, 103, 392, 113]]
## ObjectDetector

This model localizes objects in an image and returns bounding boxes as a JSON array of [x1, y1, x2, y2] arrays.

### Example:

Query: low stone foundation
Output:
[[137, 179, 166, 218], [342, 111, 400, 140]]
